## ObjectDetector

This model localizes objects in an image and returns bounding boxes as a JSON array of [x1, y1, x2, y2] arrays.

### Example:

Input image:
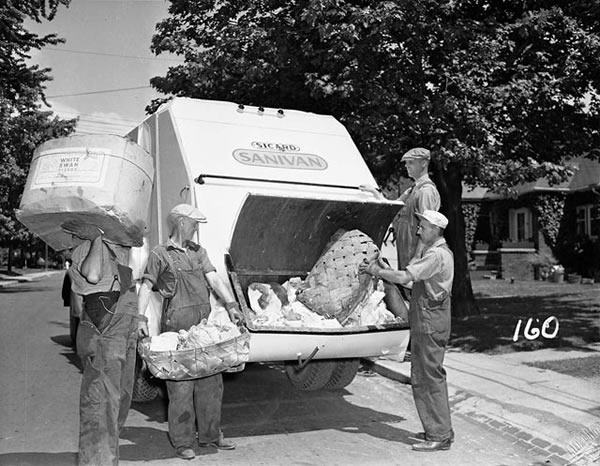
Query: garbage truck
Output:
[[125, 98, 409, 398], [19, 97, 410, 400]]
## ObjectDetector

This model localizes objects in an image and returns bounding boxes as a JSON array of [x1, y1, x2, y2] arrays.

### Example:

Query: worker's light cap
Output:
[[416, 210, 448, 229], [401, 147, 431, 161], [168, 203, 207, 225]]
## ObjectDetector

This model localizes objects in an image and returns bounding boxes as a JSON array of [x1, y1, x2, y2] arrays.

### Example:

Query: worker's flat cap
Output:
[[416, 210, 448, 229], [401, 147, 431, 161], [168, 203, 207, 224]]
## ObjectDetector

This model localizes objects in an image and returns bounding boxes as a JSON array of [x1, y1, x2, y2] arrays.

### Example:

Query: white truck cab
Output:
[[127, 98, 409, 391]]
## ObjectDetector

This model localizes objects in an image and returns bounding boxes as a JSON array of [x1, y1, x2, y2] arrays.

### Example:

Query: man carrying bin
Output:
[[67, 225, 139, 466], [359, 210, 454, 452], [137, 204, 242, 461]]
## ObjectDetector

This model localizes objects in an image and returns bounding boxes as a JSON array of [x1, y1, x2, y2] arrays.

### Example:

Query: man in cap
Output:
[[137, 204, 242, 460], [359, 210, 454, 452], [360, 147, 440, 270]]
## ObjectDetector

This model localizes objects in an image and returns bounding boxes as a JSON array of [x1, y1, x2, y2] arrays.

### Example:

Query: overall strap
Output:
[[103, 243, 121, 292]]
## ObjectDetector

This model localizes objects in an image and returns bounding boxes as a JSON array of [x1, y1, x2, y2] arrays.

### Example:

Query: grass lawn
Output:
[[450, 278, 600, 354], [526, 355, 600, 384]]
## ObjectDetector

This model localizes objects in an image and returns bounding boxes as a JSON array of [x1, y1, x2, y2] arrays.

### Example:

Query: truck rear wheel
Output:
[[132, 357, 161, 402], [323, 358, 360, 390], [285, 360, 336, 391]]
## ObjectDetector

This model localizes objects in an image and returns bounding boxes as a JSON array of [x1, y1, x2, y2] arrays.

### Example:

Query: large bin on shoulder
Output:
[[17, 134, 154, 250]]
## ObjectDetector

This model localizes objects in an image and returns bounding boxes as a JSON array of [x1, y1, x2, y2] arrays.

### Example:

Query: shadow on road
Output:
[[121, 362, 412, 462], [50, 335, 83, 372]]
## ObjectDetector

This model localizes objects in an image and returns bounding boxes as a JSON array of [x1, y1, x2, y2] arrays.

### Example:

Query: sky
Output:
[[26, 0, 182, 135]]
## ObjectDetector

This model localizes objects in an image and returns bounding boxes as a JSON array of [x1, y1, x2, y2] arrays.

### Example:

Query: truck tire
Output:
[[132, 357, 161, 402], [284, 360, 336, 391], [69, 313, 79, 347], [323, 358, 360, 390]]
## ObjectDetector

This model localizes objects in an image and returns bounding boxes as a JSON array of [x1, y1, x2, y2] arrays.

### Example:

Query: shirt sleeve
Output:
[[197, 246, 217, 274], [416, 185, 441, 214], [406, 249, 442, 282], [142, 247, 166, 286]]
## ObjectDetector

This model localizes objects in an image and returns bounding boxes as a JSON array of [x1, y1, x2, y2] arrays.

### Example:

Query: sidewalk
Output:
[[0, 270, 62, 287], [370, 346, 600, 465]]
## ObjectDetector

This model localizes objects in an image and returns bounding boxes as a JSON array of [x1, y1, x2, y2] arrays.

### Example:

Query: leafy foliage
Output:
[[532, 193, 567, 248], [462, 202, 481, 251], [0, 0, 76, 255], [148, 0, 600, 316]]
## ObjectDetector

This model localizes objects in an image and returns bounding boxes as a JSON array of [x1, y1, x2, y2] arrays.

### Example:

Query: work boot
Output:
[[199, 433, 236, 450], [412, 438, 452, 452], [175, 446, 195, 460]]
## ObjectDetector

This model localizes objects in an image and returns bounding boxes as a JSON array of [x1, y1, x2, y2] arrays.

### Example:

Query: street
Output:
[[0, 273, 549, 466]]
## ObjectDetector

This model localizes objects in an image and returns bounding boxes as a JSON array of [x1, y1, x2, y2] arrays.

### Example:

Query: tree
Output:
[[148, 0, 600, 317], [0, 0, 77, 271]]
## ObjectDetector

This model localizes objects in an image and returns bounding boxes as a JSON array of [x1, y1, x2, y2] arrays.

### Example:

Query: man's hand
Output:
[[137, 315, 149, 338], [225, 302, 243, 324], [358, 184, 384, 200], [358, 258, 382, 277]]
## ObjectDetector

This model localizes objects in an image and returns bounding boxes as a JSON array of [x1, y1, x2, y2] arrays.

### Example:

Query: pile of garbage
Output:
[[148, 320, 242, 352], [245, 229, 407, 330], [247, 278, 403, 329], [140, 309, 250, 380]]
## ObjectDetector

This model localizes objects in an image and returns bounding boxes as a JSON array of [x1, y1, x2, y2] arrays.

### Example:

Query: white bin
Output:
[[17, 134, 154, 251]]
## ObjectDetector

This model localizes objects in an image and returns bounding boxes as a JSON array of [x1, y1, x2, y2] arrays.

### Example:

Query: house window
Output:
[[509, 207, 532, 242], [576, 204, 599, 238]]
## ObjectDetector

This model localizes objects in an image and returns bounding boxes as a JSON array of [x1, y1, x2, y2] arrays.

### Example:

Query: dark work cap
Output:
[[401, 147, 431, 161]]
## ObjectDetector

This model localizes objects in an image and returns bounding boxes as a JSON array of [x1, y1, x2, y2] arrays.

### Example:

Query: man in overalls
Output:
[[360, 147, 441, 360], [69, 228, 139, 465], [359, 210, 454, 452], [360, 147, 440, 270], [137, 204, 242, 461]]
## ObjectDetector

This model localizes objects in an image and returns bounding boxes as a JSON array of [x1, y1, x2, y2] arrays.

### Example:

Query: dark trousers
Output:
[[410, 330, 453, 441], [77, 312, 138, 465], [166, 373, 223, 448]]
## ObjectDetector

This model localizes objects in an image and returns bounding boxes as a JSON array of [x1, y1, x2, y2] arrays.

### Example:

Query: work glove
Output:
[[225, 302, 243, 324], [137, 315, 149, 338]]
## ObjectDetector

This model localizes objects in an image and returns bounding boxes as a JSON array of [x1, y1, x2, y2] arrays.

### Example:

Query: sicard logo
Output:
[[251, 141, 300, 152], [233, 148, 328, 170]]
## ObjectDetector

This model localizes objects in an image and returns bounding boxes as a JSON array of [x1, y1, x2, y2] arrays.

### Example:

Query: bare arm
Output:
[[205, 271, 242, 323], [358, 259, 413, 285], [136, 279, 153, 337], [80, 235, 105, 284]]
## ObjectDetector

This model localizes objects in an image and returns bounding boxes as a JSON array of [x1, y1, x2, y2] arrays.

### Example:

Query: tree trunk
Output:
[[431, 161, 480, 318], [7, 244, 13, 274]]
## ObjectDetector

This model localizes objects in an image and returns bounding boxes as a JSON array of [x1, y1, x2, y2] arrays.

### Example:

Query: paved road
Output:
[[0, 273, 549, 465]]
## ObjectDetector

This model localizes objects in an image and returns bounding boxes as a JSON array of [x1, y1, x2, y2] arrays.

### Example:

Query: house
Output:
[[463, 157, 600, 281]]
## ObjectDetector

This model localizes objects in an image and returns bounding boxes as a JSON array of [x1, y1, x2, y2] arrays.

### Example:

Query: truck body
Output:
[[125, 98, 409, 390]]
